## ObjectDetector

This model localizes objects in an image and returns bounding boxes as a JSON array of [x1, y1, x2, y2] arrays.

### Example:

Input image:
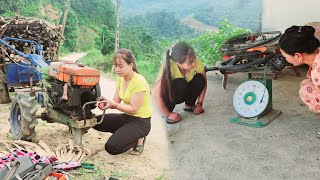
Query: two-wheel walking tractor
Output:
[[1, 37, 103, 146]]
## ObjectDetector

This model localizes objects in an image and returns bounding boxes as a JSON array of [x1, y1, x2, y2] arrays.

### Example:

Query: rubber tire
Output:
[[218, 52, 275, 73], [9, 92, 38, 141], [270, 54, 287, 72], [221, 31, 282, 53]]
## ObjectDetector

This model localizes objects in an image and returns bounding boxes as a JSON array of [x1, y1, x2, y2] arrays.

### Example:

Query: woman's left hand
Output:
[[106, 100, 118, 109], [97, 99, 118, 110], [97, 100, 108, 110], [193, 102, 204, 115]]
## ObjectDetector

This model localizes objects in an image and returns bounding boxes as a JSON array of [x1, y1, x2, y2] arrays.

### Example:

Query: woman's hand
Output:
[[193, 102, 204, 115], [96, 96, 106, 110], [106, 100, 118, 109], [96, 97, 118, 110]]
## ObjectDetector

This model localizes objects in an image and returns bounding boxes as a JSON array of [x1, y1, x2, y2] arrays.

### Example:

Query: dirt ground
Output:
[[0, 53, 171, 180], [0, 76, 170, 180], [1, 53, 320, 179]]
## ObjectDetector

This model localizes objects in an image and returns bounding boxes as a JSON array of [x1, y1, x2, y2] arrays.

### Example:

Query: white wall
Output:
[[262, 0, 320, 32]]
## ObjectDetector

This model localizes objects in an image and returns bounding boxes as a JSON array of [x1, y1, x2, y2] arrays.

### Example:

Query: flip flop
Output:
[[161, 115, 181, 124], [131, 137, 146, 156], [183, 106, 194, 112]]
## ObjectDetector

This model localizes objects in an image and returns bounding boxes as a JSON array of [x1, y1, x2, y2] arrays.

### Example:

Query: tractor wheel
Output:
[[9, 92, 38, 141]]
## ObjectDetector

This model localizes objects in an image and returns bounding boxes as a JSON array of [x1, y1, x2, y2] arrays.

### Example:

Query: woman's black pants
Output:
[[163, 73, 206, 112], [93, 113, 151, 155]]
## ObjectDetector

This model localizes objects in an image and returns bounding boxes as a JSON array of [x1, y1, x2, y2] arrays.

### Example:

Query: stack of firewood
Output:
[[0, 16, 63, 63]]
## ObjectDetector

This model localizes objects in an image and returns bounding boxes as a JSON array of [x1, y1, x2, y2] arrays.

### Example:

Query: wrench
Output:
[[4, 161, 21, 180]]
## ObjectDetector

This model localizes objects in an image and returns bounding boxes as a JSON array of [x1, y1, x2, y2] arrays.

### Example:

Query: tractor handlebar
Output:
[[0, 37, 48, 68]]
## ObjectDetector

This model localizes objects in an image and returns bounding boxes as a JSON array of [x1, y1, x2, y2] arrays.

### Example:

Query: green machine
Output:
[[230, 78, 281, 127]]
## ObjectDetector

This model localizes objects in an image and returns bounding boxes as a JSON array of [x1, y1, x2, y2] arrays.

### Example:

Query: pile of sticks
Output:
[[0, 16, 63, 63]]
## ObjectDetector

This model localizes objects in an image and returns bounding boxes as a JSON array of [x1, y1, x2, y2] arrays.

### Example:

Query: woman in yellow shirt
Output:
[[153, 42, 207, 124], [93, 48, 151, 155]]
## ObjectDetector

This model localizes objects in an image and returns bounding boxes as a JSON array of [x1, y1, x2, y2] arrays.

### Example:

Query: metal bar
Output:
[[0, 39, 28, 59], [82, 101, 98, 126], [2, 37, 43, 56], [72, 127, 82, 146]]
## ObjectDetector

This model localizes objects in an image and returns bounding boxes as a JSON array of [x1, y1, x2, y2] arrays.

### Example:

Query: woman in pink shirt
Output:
[[279, 25, 320, 112]]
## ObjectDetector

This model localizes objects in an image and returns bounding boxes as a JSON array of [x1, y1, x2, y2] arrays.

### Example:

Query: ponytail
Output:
[[132, 63, 139, 73], [160, 49, 174, 103], [159, 42, 195, 103]]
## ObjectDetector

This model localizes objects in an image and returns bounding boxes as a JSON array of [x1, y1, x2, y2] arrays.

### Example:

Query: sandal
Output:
[[161, 115, 181, 124], [183, 106, 195, 112], [130, 137, 146, 156], [184, 103, 205, 115]]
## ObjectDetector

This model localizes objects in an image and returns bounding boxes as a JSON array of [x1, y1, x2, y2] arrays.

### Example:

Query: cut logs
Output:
[[0, 16, 63, 64]]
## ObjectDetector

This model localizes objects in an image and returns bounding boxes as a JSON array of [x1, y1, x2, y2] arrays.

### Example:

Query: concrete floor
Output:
[[166, 67, 320, 180]]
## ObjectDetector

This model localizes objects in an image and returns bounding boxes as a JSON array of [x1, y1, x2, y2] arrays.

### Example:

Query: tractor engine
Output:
[[47, 60, 100, 120]]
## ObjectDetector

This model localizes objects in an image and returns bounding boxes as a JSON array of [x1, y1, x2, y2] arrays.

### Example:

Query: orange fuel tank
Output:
[[49, 61, 100, 86]]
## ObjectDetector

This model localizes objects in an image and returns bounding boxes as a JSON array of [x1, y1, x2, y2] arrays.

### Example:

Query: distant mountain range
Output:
[[117, 0, 262, 31], [118, 0, 260, 17]]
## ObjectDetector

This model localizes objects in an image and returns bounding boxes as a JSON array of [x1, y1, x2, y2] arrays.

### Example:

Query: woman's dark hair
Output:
[[113, 48, 139, 73], [279, 25, 320, 55], [160, 42, 195, 102]]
